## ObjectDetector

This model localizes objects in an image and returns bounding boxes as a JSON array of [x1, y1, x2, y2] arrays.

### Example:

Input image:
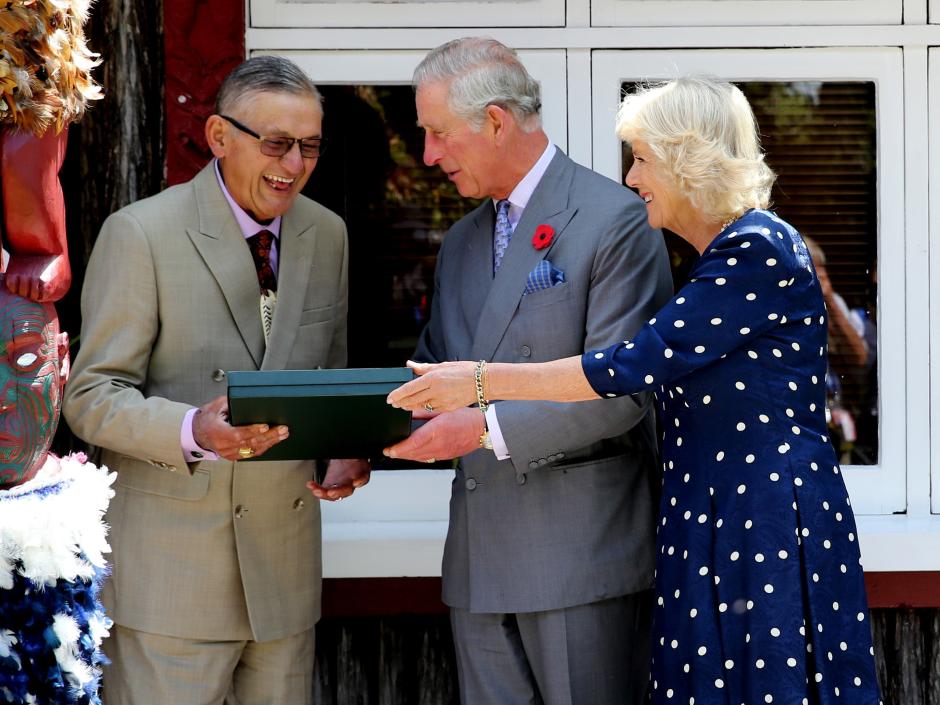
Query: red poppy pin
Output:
[[532, 224, 555, 250]]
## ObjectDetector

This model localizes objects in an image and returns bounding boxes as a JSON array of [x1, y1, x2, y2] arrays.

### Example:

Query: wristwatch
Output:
[[479, 415, 494, 450]]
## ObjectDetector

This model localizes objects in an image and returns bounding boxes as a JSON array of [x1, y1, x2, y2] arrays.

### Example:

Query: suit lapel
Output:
[[470, 151, 578, 361], [456, 202, 498, 337], [261, 209, 316, 370], [186, 165, 266, 368]]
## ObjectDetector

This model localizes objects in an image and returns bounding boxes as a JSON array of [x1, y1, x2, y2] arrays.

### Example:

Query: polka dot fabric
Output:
[[583, 211, 881, 705]]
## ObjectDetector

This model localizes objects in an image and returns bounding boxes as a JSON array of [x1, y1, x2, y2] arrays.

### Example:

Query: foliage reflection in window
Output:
[[303, 85, 478, 368]]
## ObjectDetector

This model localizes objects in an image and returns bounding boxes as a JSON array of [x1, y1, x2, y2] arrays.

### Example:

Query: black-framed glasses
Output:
[[219, 114, 327, 159]]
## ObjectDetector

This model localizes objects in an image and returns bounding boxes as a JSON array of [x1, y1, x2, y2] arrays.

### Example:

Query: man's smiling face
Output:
[[212, 90, 323, 222]]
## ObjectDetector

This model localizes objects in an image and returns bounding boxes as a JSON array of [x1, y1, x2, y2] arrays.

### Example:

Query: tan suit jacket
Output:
[[63, 163, 348, 642]]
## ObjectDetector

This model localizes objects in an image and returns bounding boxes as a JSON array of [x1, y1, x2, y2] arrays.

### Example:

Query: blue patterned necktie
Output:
[[493, 199, 513, 274]]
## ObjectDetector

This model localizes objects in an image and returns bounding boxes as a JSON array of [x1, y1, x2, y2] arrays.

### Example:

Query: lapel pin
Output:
[[532, 224, 555, 251]]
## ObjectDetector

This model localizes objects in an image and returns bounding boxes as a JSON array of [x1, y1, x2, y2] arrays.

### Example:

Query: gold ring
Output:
[[425, 457, 436, 464], [238, 447, 254, 459], [424, 402, 434, 412]]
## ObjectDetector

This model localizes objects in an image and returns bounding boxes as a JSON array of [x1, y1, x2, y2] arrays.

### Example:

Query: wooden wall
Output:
[[312, 610, 940, 705]]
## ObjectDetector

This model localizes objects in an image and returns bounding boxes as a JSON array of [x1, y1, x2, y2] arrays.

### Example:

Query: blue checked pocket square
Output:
[[523, 259, 566, 295]]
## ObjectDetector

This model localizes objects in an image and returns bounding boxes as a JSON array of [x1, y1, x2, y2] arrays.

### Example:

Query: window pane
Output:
[[302, 85, 478, 368], [620, 80, 879, 464]]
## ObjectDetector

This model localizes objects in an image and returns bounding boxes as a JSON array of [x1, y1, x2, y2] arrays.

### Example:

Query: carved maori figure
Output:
[[0, 0, 101, 302]]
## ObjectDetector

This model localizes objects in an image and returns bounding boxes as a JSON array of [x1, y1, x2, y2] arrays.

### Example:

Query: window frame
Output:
[[250, 0, 565, 29], [591, 0, 901, 27], [591, 48, 907, 517], [930, 47, 940, 514], [253, 49, 570, 577]]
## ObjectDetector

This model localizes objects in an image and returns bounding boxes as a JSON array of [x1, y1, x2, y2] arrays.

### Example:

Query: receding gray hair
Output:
[[617, 76, 776, 223], [413, 37, 542, 132], [215, 55, 322, 115]]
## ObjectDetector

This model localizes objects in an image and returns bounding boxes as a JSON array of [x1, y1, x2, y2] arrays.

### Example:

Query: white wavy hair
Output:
[[616, 77, 776, 223]]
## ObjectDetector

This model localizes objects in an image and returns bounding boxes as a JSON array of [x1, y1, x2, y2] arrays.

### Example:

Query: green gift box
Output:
[[227, 368, 414, 461]]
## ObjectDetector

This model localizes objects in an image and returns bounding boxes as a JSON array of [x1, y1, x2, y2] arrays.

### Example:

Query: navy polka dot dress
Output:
[[583, 210, 881, 705]]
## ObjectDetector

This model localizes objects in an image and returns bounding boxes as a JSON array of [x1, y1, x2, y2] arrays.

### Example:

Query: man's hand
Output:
[[192, 395, 288, 461], [383, 407, 484, 463], [308, 459, 371, 501]]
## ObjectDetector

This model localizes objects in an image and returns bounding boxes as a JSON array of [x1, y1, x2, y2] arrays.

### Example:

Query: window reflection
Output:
[[621, 80, 879, 464], [302, 85, 478, 367]]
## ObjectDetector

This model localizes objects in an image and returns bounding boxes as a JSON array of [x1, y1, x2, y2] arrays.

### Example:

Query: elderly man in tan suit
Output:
[[63, 55, 368, 705]]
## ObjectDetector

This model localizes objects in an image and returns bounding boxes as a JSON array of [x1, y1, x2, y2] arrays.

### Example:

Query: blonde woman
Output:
[[389, 77, 881, 705]]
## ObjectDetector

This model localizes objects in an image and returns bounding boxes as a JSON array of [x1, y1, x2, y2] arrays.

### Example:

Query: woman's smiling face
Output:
[[625, 138, 693, 236]]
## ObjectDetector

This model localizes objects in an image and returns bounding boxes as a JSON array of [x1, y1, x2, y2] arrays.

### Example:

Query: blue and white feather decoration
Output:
[[0, 455, 115, 704]]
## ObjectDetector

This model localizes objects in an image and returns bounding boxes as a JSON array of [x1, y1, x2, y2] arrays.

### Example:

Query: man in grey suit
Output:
[[63, 56, 368, 705], [384, 38, 673, 705]]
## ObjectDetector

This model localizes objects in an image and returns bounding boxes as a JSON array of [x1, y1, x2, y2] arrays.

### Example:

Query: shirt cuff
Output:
[[485, 405, 511, 460], [181, 408, 219, 462]]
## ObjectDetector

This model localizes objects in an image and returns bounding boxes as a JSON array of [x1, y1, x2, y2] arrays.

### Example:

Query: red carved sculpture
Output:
[[164, 0, 245, 185], [0, 0, 101, 303], [1, 129, 70, 302]]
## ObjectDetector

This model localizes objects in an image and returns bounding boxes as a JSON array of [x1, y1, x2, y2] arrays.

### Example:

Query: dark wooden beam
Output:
[[320, 574, 940, 616]]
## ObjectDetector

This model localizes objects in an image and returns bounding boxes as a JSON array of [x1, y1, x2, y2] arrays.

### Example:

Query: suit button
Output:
[[537, 458, 548, 466], [528, 461, 538, 470], [465, 478, 477, 490], [234, 505, 247, 518], [547, 454, 557, 462], [556, 452, 565, 459], [212, 369, 226, 382], [516, 474, 526, 485], [521, 345, 531, 357], [293, 498, 305, 510]]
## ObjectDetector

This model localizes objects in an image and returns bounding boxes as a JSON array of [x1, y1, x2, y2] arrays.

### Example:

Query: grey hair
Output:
[[413, 37, 542, 132], [617, 76, 776, 223], [215, 55, 323, 115]]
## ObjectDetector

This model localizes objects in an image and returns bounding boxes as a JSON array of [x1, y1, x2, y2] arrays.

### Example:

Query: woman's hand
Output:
[[387, 360, 478, 412]]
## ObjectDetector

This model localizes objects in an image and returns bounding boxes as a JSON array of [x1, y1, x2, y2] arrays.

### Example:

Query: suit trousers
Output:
[[101, 624, 315, 705], [450, 590, 653, 705]]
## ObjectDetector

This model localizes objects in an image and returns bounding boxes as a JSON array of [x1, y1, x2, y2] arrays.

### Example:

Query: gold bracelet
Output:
[[474, 360, 489, 413]]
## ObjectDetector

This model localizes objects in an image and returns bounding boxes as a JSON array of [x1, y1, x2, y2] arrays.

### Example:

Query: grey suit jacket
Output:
[[63, 163, 348, 642], [415, 150, 673, 613]]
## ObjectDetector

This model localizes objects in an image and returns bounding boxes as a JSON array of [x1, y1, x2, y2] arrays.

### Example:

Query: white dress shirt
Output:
[[485, 142, 557, 460]]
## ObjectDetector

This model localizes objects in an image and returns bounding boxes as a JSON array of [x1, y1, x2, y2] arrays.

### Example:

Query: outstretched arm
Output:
[[387, 356, 597, 412]]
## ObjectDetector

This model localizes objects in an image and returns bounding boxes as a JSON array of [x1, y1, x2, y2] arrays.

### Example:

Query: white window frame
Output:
[[929, 47, 940, 514], [592, 48, 907, 519], [591, 0, 900, 27], [250, 0, 565, 29], [252, 49, 569, 577]]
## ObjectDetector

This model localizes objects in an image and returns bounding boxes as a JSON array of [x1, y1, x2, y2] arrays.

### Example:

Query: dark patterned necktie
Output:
[[247, 230, 277, 294]]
